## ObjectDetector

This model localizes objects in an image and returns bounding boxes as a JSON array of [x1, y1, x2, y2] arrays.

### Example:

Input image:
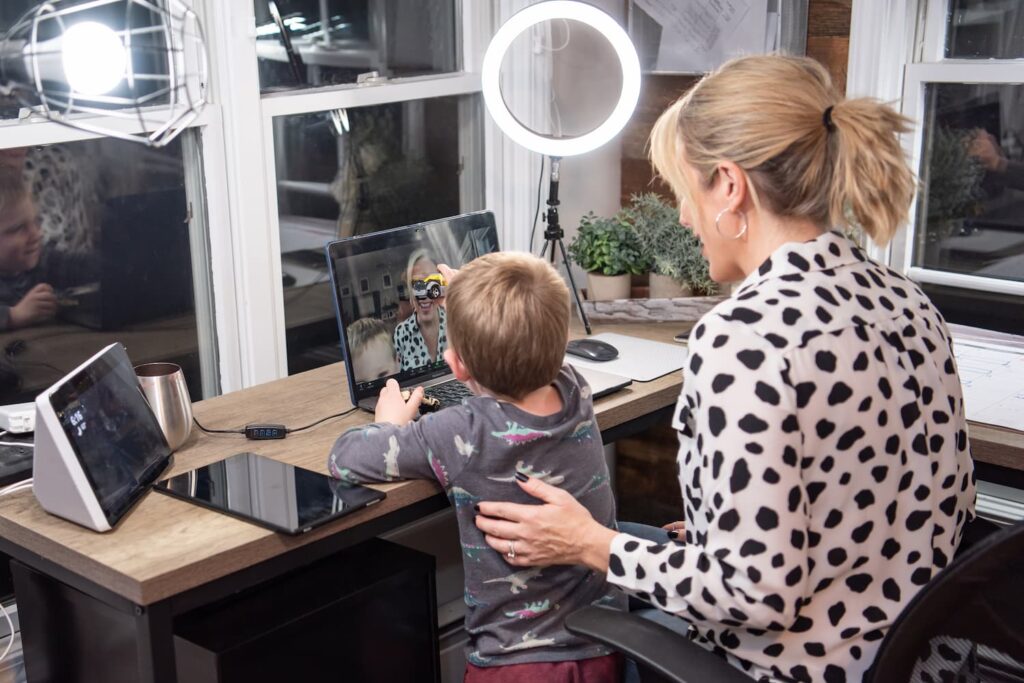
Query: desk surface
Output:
[[1, 321, 1021, 606], [0, 322, 685, 606]]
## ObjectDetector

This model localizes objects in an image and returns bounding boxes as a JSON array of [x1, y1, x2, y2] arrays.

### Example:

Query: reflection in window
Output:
[[0, 138, 202, 404], [915, 83, 1024, 283], [946, 0, 1024, 59], [273, 94, 482, 374], [253, 0, 457, 92]]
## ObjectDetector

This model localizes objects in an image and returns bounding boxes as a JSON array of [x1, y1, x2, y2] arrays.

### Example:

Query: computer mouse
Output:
[[566, 338, 618, 362]]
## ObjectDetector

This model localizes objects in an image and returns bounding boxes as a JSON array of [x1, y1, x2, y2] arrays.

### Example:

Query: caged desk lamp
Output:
[[482, 0, 640, 334], [0, 0, 208, 147]]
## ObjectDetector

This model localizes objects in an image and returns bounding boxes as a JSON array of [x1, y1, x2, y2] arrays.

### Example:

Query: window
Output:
[[253, 0, 458, 92], [0, 2, 228, 401], [274, 94, 483, 375], [231, 0, 488, 378], [854, 0, 1024, 335]]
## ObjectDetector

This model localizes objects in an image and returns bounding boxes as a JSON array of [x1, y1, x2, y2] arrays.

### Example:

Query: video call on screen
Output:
[[331, 216, 497, 394], [52, 348, 170, 522]]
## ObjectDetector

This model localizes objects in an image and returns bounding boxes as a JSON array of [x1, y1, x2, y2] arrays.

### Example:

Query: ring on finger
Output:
[[507, 540, 516, 560]]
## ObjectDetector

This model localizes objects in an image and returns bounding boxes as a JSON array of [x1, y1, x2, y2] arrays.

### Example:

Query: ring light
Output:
[[482, 1, 641, 157]]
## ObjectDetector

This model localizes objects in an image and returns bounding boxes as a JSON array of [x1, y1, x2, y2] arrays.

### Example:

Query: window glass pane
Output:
[[946, 0, 1024, 59], [1, 0, 175, 119], [254, 0, 458, 93], [0, 137, 206, 405], [922, 283, 1024, 336], [914, 83, 1024, 283], [273, 94, 483, 375]]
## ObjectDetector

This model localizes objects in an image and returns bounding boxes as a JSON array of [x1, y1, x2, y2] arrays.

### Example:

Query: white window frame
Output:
[[207, 0, 496, 384], [0, 0, 240, 399], [848, 0, 1024, 298]]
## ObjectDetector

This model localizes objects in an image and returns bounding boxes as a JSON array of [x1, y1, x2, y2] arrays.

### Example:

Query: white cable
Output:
[[0, 479, 32, 497], [0, 600, 15, 665], [0, 442, 32, 449]]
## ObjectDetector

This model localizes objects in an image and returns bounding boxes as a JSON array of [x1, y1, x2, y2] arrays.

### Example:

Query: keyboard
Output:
[[424, 380, 473, 407]]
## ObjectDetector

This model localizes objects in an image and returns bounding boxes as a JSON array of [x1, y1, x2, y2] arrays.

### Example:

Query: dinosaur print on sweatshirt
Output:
[[488, 460, 565, 486], [504, 600, 553, 619], [483, 567, 543, 594], [499, 631, 557, 652], [490, 422, 551, 446]]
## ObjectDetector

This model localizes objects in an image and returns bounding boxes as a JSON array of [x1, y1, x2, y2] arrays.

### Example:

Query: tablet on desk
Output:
[[153, 452, 385, 535]]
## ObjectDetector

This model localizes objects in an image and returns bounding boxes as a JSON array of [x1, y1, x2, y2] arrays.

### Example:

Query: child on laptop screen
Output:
[[328, 252, 625, 682]]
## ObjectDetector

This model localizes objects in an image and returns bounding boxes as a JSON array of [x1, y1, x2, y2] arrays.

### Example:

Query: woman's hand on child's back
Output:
[[9, 283, 57, 329], [374, 379, 423, 426]]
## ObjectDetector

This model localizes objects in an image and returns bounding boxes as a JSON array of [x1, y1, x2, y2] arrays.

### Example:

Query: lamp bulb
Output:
[[61, 22, 127, 96]]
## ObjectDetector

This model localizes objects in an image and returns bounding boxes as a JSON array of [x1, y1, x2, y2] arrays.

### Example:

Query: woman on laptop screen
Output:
[[394, 249, 448, 371]]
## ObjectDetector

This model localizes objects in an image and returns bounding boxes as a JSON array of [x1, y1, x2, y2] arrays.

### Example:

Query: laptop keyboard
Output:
[[424, 381, 473, 407]]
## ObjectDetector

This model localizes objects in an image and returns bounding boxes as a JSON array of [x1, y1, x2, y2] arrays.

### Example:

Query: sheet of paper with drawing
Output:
[[953, 338, 1024, 432], [633, 0, 767, 73]]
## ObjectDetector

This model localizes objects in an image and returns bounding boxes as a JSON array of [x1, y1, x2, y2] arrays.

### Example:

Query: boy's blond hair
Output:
[[446, 252, 570, 400], [347, 317, 392, 354]]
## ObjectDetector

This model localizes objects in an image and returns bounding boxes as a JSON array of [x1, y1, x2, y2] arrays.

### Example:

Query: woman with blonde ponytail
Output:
[[474, 55, 976, 682]]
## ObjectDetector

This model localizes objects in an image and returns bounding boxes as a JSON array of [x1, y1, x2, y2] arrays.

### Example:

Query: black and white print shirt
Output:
[[394, 305, 448, 371], [606, 231, 976, 683]]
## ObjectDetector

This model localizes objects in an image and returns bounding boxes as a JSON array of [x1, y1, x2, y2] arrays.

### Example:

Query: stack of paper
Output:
[[951, 325, 1024, 432]]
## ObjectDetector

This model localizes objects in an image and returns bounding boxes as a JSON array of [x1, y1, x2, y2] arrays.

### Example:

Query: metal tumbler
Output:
[[135, 362, 193, 450]]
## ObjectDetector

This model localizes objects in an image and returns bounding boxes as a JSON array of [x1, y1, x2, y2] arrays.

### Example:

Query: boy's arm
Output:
[[327, 409, 470, 489]]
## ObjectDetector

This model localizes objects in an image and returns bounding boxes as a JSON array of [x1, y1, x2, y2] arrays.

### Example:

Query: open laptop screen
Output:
[[326, 211, 499, 405]]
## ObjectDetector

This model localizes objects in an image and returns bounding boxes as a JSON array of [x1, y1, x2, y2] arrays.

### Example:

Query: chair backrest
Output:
[[867, 519, 1024, 682]]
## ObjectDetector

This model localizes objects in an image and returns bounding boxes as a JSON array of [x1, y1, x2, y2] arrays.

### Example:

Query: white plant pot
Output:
[[650, 273, 692, 299], [587, 272, 631, 300]]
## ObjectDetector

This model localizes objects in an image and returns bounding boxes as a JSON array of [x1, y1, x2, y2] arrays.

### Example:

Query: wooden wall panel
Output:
[[618, 0, 853, 207]]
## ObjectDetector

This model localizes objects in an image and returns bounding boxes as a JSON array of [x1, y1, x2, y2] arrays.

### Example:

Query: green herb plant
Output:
[[568, 211, 650, 276], [621, 193, 717, 295]]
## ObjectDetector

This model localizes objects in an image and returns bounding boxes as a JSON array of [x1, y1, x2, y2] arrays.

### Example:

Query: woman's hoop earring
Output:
[[714, 207, 749, 240]]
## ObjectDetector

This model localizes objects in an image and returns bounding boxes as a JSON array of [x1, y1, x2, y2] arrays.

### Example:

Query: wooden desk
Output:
[[0, 321, 683, 683], [2, 320, 1020, 682]]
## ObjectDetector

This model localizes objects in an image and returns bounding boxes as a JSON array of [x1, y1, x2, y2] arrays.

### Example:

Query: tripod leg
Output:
[[554, 237, 592, 335]]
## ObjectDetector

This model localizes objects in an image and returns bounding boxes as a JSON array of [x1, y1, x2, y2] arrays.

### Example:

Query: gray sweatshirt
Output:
[[327, 365, 625, 667]]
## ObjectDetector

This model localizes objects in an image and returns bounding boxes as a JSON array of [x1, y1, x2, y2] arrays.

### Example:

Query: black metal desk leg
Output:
[[134, 601, 177, 683]]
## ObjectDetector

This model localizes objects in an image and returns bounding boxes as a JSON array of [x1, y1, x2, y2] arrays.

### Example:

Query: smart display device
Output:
[[33, 343, 173, 532], [153, 452, 386, 535]]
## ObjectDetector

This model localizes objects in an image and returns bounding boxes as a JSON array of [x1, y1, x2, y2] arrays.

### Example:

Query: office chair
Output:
[[566, 517, 1017, 683]]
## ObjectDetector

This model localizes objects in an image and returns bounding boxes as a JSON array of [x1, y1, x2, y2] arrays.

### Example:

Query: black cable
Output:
[[191, 406, 360, 437], [192, 416, 244, 435], [287, 406, 360, 433], [529, 155, 546, 253]]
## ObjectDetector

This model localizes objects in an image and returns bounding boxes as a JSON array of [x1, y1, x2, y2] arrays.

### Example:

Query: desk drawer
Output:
[[174, 538, 440, 683]]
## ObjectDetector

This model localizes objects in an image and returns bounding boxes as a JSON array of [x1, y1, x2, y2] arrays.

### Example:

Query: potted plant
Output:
[[623, 193, 717, 298], [568, 211, 650, 300]]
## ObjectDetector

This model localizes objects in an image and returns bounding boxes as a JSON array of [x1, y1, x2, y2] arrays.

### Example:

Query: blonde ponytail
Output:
[[828, 99, 915, 245], [649, 54, 916, 246]]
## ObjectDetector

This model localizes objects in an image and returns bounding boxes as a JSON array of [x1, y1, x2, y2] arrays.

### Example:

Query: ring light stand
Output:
[[482, 1, 641, 336]]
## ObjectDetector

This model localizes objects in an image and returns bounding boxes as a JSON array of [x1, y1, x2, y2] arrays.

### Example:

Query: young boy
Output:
[[328, 252, 624, 681], [346, 317, 400, 384], [0, 171, 95, 330]]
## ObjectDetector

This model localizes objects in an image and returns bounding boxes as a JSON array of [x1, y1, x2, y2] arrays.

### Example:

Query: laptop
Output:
[[60, 188, 195, 330], [326, 211, 499, 412]]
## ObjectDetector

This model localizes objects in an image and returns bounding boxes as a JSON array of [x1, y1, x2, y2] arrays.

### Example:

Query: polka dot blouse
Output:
[[606, 232, 977, 683], [394, 305, 448, 371]]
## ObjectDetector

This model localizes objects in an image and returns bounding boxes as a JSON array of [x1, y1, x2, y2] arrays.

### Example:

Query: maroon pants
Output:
[[465, 653, 623, 683]]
